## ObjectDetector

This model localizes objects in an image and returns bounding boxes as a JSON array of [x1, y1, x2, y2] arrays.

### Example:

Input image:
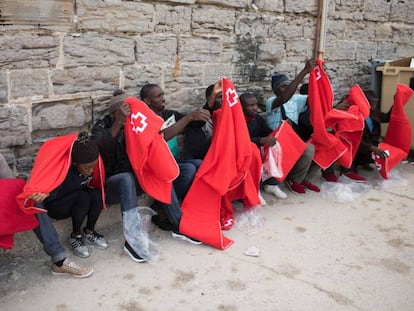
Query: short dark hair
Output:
[[205, 84, 214, 100], [140, 84, 159, 100], [239, 92, 255, 107], [72, 132, 99, 164]]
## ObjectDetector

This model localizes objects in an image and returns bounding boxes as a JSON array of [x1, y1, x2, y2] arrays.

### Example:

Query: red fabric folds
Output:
[[0, 178, 38, 249], [16, 134, 106, 214], [179, 78, 253, 250], [262, 121, 307, 182], [374, 84, 413, 179], [124, 97, 179, 204], [309, 60, 370, 169]]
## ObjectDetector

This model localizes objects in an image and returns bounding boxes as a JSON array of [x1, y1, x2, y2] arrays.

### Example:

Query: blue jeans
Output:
[[33, 212, 67, 263], [106, 171, 182, 231], [174, 160, 201, 199]]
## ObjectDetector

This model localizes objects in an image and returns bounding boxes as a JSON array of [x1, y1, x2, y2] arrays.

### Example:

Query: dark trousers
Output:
[[45, 188, 102, 235]]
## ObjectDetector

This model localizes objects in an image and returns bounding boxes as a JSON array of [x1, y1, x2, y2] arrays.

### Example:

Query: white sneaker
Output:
[[258, 192, 267, 206], [264, 185, 287, 199]]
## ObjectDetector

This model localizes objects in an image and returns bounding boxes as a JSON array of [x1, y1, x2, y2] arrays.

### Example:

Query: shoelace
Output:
[[64, 259, 81, 270], [71, 238, 84, 248], [89, 232, 103, 242]]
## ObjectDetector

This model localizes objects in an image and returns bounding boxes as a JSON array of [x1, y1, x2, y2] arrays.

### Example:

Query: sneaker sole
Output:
[[51, 268, 94, 278], [171, 232, 202, 245], [123, 246, 146, 263], [85, 240, 109, 250]]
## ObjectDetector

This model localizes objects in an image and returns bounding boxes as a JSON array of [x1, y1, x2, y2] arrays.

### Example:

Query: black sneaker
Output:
[[123, 241, 146, 263], [171, 230, 202, 245], [151, 215, 173, 231]]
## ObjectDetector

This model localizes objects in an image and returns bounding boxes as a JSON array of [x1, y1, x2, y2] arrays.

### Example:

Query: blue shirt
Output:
[[265, 94, 308, 130]]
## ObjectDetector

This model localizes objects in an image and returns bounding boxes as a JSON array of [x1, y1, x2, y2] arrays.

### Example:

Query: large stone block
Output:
[[77, 0, 155, 33], [333, 0, 364, 20], [9, 69, 49, 99], [285, 0, 317, 13], [63, 34, 135, 67], [376, 42, 397, 60], [178, 36, 221, 62], [250, 0, 284, 12], [135, 34, 178, 64], [363, 0, 390, 22], [327, 40, 357, 61], [204, 63, 233, 85], [0, 72, 7, 103], [123, 64, 163, 93], [0, 104, 29, 148], [195, 0, 249, 9], [356, 41, 378, 62], [257, 39, 286, 63], [0, 34, 59, 70], [31, 98, 92, 139], [390, 0, 414, 23], [286, 39, 313, 62], [236, 12, 284, 38], [192, 6, 236, 34], [52, 66, 120, 95], [154, 4, 192, 34]]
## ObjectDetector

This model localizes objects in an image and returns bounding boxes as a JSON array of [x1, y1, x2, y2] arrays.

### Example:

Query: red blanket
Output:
[[262, 121, 307, 182], [124, 97, 179, 204], [0, 178, 38, 249], [309, 60, 369, 169], [374, 84, 413, 179], [179, 78, 252, 249], [16, 134, 106, 214]]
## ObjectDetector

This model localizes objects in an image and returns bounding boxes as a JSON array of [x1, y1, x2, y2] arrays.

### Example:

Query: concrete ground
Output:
[[1, 163, 413, 311]]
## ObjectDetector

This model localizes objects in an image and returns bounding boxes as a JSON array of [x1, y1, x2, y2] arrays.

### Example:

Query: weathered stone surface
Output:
[[77, 0, 155, 33], [356, 41, 378, 62], [195, 0, 249, 9], [135, 34, 178, 64], [285, 0, 317, 13], [178, 36, 221, 62], [327, 40, 357, 61], [363, 0, 390, 22], [286, 39, 313, 62], [63, 34, 135, 67], [333, 0, 364, 21], [192, 6, 236, 34], [9, 69, 49, 99], [31, 98, 92, 139], [52, 66, 120, 95], [123, 64, 163, 93], [257, 39, 285, 63], [0, 72, 7, 103], [390, 0, 414, 23], [0, 104, 29, 148], [250, 0, 283, 13], [0, 34, 59, 69], [204, 63, 233, 85], [154, 4, 192, 34], [236, 12, 284, 38]]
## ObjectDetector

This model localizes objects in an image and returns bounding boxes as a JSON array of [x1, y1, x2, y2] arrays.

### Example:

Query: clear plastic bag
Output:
[[374, 168, 408, 190], [234, 205, 264, 235], [123, 207, 159, 262], [321, 181, 372, 203]]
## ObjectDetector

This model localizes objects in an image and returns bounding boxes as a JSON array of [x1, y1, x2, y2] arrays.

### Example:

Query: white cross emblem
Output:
[[226, 88, 239, 107], [130, 112, 148, 133]]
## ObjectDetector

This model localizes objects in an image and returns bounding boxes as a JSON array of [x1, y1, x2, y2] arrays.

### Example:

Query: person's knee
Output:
[[179, 163, 197, 180], [304, 143, 315, 159]]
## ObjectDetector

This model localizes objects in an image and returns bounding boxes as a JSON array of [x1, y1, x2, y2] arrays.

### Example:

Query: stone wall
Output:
[[0, 0, 413, 174]]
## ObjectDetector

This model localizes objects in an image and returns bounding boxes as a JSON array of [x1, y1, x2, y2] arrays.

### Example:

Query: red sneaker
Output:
[[322, 173, 338, 182], [342, 172, 366, 182], [221, 216, 234, 230], [286, 179, 306, 194], [301, 181, 320, 192]]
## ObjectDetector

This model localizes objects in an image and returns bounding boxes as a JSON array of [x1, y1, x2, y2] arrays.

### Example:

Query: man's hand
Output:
[[28, 192, 49, 203], [371, 146, 389, 159], [260, 136, 277, 146], [304, 59, 317, 74], [187, 108, 211, 122], [114, 103, 131, 126]]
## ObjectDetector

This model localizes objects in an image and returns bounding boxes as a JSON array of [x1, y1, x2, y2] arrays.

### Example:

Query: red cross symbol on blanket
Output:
[[226, 88, 239, 107], [130, 112, 148, 133]]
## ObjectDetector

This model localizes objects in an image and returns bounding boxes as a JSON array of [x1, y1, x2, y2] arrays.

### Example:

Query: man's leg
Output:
[[33, 212, 67, 263], [174, 162, 198, 200]]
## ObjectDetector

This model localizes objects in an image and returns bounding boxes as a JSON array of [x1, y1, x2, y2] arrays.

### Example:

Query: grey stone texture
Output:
[[0, 0, 412, 173]]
